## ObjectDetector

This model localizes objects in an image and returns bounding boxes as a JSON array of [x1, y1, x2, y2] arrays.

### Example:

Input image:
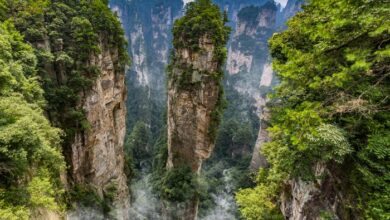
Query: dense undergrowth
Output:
[[0, 19, 65, 220]]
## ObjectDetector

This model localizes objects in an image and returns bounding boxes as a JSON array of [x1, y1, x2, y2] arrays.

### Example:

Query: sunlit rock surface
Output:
[[69, 40, 130, 219], [167, 37, 221, 173]]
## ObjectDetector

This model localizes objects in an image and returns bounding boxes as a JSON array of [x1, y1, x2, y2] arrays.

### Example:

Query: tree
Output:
[[0, 21, 65, 217], [237, 0, 390, 218]]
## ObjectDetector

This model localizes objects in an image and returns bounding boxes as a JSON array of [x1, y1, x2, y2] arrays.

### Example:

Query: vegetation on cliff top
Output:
[[1, 0, 128, 148], [237, 1, 277, 29], [168, 0, 230, 143], [157, 0, 231, 204], [237, 0, 389, 219], [172, 0, 230, 52]]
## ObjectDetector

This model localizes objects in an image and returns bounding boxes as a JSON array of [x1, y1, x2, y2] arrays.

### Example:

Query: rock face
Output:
[[109, 0, 183, 138], [166, 35, 223, 220], [70, 40, 130, 219], [280, 163, 354, 220], [110, 0, 182, 91], [167, 37, 220, 173], [250, 107, 270, 170], [225, 2, 279, 170], [165, 1, 230, 218], [245, 1, 302, 171], [226, 2, 277, 90]]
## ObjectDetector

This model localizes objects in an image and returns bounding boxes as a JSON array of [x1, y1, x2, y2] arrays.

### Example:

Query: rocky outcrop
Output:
[[166, 35, 223, 220], [249, 62, 273, 170], [277, 0, 303, 27], [70, 40, 130, 219], [226, 3, 277, 83], [110, 0, 183, 94], [167, 36, 221, 173], [226, 3, 278, 171], [165, 1, 229, 219], [280, 163, 354, 220], [109, 0, 184, 153], [250, 106, 270, 170], [249, 0, 303, 171]]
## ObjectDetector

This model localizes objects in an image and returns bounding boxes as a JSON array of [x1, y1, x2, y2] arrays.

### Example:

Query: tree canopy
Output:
[[237, 0, 389, 219], [0, 21, 65, 219]]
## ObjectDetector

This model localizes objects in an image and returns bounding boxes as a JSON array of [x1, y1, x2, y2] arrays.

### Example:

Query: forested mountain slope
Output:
[[237, 0, 390, 219], [0, 20, 65, 219], [0, 0, 130, 219]]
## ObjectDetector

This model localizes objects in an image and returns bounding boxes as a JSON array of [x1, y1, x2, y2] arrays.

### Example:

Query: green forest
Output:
[[0, 0, 388, 219], [0, 0, 127, 219], [237, 0, 389, 219]]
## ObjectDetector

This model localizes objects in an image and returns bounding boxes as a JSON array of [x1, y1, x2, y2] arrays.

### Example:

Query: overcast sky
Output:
[[275, 0, 288, 8], [183, 0, 288, 8], [182, 0, 193, 5]]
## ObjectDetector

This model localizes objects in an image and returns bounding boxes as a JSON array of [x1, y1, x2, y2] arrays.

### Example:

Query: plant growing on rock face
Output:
[[0, 22, 65, 218], [1, 0, 129, 150], [69, 184, 104, 210], [163, 1, 231, 217], [1, 0, 130, 212], [172, 0, 230, 52], [159, 166, 203, 203], [236, 0, 390, 219], [168, 0, 231, 143]]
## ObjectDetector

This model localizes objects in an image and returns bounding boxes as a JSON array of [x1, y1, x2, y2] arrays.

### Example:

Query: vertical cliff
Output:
[[167, 35, 222, 173], [109, 0, 183, 139], [210, 1, 280, 171], [69, 39, 130, 219], [108, 0, 302, 218], [3, 1, 131, 218], [225, 1, 278, 121], [165, 0, 230, 218], [250, 107, 270, 169], [279, 163, 354, 220], [246, 0, 302, 171]]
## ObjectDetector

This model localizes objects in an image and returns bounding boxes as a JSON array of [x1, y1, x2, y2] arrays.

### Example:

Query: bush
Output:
[[159, 166, 203, 203]]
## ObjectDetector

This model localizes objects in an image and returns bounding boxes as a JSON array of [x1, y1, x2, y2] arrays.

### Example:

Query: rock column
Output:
[[165, 0, 230, 218]]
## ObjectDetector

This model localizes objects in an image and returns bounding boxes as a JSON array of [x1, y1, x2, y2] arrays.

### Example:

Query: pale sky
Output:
[[275, 0, 288, 8], [183, 0, 194, 5], [183, 0, 288, 8]]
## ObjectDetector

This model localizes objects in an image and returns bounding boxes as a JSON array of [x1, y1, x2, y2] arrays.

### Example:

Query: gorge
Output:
[[0, 0, 388, 220], [109, 0, 303, 218]]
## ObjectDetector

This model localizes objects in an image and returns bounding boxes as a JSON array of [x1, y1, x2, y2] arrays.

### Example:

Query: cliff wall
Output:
[[6, 1, 131, 218], [69, 40, 130, 219]]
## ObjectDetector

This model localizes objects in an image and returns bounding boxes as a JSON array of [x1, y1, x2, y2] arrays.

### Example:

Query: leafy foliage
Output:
[[159, 166, 203, 202], [237, 0, 390, 219], [168, 0, 230, 143], [69, 184, 104, 210], [0, 21, 65, 217], [172, 0, 230, 52], [0, 0, 129, 212], [1, 0, 129, 148], [125, 121, 152, 172]]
